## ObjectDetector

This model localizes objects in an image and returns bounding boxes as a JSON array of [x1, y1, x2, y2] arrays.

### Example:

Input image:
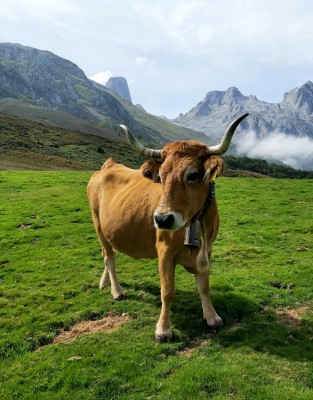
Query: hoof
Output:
[[114, 293, 127, 301], [99, 282, 109, 290], [99, 277, 110, 289], [155, 330, 173, 343], [206, 317, 224, 333]]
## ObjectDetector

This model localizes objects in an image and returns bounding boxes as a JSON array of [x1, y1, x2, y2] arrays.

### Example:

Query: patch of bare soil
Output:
[[18, 222, 32, 230], [53, 313, 130, 344], [275, 306, 310, 327], [178, 333, 215, 358]]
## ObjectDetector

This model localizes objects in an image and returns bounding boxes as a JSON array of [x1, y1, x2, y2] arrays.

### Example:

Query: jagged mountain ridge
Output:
[[173, 83, 313, 141], [0, 43, 208, 146]]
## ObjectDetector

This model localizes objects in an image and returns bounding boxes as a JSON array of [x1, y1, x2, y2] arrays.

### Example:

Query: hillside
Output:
[[0, 113, 144, 171], [1, 112, 312, 178], [0, 42, 208, 146]]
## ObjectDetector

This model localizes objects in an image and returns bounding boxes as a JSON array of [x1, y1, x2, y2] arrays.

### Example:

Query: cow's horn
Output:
[[207, 113, 249, 155], [120, 125, 162, 159]]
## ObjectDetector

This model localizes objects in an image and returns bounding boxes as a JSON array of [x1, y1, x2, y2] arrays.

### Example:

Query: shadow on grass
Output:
[[215, 310, 313, 363], [124, 280, 312, 363]]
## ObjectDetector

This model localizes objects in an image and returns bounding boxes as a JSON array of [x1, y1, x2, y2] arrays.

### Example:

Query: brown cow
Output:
[[87, 113, 248, 342]]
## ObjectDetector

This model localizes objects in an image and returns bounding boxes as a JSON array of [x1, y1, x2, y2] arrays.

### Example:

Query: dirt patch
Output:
[[53, 313, 130, 344], [178, 333, 215, 358], [275, 306, 310, 327], [18, 222, 32, 230]]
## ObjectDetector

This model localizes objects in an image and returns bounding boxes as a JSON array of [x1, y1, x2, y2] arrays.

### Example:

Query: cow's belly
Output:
[[108, 225, 158, 259], [100, 207, 158, 259]]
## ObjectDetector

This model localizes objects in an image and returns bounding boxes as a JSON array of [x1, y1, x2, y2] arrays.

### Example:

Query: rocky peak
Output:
[[281, 81, 313, 115], [188, 87, 246, 117], [224, 86, 244, 101], [106, 76, 132, 103]]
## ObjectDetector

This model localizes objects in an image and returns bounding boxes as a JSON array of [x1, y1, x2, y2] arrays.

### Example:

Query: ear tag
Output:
[[210, 169, 218, 181]]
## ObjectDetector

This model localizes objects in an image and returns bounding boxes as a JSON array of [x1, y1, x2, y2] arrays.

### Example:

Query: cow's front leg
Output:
[[196, 269, 223, 329], [155, 248, 176, 343]]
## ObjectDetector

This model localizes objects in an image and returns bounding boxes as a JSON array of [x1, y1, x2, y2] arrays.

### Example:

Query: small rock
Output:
[[297, 246, 309, 252], [67, 356, 82, 361], [18, 223, 32, 230]]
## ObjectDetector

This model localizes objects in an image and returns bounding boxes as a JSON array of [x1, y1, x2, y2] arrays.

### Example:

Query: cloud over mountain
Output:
[[236, 131, 313, 170], [174, 82, 313, 170], [89, 71, 113, 85]]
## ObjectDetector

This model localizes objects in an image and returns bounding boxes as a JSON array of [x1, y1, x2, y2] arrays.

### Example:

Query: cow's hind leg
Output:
[[102, 245, 126, 301], [92, 211, 126, 300], [99, 250, 110, 289]]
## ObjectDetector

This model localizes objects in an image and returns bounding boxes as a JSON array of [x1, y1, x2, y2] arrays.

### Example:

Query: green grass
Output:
[[0, 113, 144, 171], [0, 172, 312, 399]]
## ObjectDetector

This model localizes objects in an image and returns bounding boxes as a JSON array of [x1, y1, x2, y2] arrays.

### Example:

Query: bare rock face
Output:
[[106, 76, 132, 103], [173, 83, 313, 142], [281, 81, 313, 115], [0, 43, 140, 132]]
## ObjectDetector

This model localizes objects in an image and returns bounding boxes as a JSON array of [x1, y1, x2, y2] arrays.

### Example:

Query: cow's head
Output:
[[120, 113, 248, 231]]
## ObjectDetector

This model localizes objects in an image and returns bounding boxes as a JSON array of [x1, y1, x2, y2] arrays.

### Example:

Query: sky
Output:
[[2, 0, 313, 119]]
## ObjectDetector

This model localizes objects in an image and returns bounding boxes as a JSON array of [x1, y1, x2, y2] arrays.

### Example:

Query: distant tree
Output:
[[223, 155, 313, 179]]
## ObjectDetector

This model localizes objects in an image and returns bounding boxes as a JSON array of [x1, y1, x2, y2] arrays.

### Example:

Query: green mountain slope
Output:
[[0, 113, 144, 171], [2, 112, 311, 178], [0, 43, 209, 146]]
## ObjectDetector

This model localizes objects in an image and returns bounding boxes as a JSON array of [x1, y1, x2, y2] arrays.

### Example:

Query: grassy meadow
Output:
[[0, 171, 312, 399]]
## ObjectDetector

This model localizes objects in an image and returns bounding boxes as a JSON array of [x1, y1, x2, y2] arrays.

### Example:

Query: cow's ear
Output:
[[204, 156, 224, 181], [140, 160, 162, 182]]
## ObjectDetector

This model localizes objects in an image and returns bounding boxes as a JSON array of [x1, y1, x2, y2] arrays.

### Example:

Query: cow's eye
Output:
[[186, 172, 199, 183]]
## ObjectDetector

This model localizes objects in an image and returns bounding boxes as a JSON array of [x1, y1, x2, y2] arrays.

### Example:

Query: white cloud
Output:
[[135, 57, 155, 66], [89, 71, 113, 86], [236, 131, 313, 170]]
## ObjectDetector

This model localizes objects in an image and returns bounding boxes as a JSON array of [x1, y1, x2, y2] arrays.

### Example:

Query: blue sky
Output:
[[1, 0, 313, 118]]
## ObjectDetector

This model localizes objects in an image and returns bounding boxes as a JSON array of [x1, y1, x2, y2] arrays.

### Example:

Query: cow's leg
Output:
[[155, 248, 176, 343], [195, 222, 223, 329], [101, 244, 126, 300], [196, 269, 223, 329], [99, 266, 110, 288], [99, 249, 110, 289], [91, 211, 126, 300]]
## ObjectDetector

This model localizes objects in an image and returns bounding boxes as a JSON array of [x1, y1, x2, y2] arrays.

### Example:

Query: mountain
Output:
[[282, 81, 313, 116], [173, 84, 313, 170], [0, 43, 208, 146], [174, 84, 313, 140], [106, 76, 132, 103]]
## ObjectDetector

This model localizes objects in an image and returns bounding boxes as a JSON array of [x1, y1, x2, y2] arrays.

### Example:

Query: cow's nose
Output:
[[154, 212, 175, 230]]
